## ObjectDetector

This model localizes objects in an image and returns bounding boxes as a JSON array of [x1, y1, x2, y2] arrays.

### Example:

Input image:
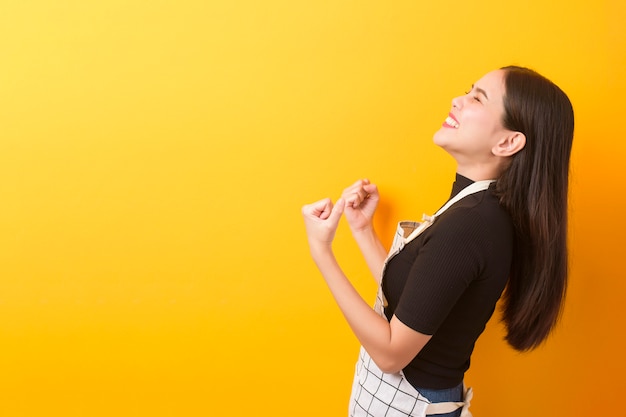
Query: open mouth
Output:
[[443, 113, 459, 128]]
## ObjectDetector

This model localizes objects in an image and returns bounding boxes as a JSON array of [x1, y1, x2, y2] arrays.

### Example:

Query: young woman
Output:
[[302, 66, 574, 417]]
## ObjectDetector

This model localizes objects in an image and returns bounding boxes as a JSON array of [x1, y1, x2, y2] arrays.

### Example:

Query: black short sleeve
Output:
[[392, 206, 491, 335]]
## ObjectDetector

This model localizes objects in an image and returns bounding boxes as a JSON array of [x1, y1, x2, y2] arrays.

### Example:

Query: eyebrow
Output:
[[472, 84, 489, 100]]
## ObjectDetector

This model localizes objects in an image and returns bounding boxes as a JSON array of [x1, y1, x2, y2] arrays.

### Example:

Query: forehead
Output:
[[475, 70, 506, 102]]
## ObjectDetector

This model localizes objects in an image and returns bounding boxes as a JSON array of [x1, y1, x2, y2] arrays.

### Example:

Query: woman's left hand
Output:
[[302, 197, 345, 251]]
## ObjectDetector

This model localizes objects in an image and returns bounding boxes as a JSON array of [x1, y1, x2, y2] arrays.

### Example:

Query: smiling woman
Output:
[[302, 66, 574, 417], [434, 69, 527, 181]]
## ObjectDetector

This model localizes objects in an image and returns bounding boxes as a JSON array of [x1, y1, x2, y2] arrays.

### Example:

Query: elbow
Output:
[[372, 356, 405, 374]]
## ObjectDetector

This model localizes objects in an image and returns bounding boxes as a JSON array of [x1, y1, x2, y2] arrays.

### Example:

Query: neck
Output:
[[455, 164, 500, 182]]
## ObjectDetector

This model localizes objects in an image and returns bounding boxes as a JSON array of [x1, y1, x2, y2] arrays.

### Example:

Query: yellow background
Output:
[[1, 1, 624, 416]]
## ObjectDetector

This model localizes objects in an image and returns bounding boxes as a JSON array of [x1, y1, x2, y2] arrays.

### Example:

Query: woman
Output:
[[301, 66, 574, 417]]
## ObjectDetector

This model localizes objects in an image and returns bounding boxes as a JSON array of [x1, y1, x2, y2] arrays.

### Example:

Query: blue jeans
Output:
[[417, 382, 463, 417]]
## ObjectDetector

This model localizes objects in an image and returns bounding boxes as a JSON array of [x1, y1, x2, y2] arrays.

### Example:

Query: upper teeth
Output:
[[445, 116, 459, 128]]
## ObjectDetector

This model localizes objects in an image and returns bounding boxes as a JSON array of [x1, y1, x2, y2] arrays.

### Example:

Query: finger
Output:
[[362, 183, 378, 198], [302, 198, 332, 219], [349, 192, 365, 209], [328, 197, 345, 224], [355, 179, 373, 194], [348, 188, 372, 208], [318, 200, 333, 220], [343, 186, 366, 207], [342, 179, 367, 196], [342, 191, 356, 207]]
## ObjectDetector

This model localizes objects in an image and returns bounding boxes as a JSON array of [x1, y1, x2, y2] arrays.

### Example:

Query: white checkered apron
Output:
[[347, 180, 494, 417]]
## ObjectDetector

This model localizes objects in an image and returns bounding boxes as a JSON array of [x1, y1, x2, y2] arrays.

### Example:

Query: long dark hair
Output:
[[495, 66, 574, 351]]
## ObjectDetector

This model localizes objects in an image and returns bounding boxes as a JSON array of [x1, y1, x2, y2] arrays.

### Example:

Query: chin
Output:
[[432, 129, 447, 147]]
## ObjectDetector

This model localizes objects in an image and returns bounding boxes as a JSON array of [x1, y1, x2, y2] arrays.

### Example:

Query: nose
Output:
[[451, 95, 463, 110]]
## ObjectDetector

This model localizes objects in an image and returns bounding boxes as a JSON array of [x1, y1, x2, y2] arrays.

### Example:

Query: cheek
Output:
[[468, 111, 503, 137]]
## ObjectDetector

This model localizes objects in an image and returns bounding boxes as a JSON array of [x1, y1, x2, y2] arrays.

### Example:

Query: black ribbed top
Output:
[[382, 174, 514, 389]]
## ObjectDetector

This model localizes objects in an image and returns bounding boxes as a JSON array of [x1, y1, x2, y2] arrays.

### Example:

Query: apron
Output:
[[348, 180, 493, 417]]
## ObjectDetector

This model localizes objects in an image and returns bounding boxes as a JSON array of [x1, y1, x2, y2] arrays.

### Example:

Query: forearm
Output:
[[351, 226, 388, 284], [303, 192, 429, 373], [309, 244, 397, 369]]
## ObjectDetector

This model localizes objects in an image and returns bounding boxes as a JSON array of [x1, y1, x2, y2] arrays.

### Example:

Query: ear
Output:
[[492, 131, 526, 157]]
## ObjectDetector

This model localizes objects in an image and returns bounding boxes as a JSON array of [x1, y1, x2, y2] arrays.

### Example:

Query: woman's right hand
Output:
[[341, 179, 380, 232]]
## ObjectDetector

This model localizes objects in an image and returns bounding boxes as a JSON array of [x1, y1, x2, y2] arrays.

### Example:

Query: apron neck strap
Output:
[[402, 179, 495, 245], [433, 179, 495, 218]]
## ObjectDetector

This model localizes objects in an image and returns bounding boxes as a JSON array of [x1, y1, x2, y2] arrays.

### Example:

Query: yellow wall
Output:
[[1, 1, 624, 415]]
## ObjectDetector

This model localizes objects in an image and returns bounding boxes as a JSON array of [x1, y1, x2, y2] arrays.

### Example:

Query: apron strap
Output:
[[403, 179, 495, 245], [433, 180, 495, 217]]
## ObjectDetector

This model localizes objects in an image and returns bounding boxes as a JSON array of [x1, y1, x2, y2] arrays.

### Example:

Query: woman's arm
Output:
[[349, 227, 388, 285], [302, 198, 431, 373], [341, 179, 388, 284]]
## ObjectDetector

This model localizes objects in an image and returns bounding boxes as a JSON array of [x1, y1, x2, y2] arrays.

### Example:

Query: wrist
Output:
[[350, 223, 376, 238], [308, 239, 334, 257]]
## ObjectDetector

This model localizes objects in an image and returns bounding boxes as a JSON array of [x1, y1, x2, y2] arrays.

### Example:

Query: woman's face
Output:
[[433, 69, 514, 167]]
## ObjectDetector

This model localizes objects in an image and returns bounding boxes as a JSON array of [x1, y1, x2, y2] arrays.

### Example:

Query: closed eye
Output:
[[465, 90, 481, 102], [468, 84, 489, 101]]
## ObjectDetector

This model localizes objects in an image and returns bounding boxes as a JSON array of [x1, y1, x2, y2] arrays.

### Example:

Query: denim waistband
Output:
[[416, 382, 463, 417]]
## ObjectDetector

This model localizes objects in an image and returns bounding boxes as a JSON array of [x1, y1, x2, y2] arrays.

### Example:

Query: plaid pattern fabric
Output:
[[349, 347, 430, 417]]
